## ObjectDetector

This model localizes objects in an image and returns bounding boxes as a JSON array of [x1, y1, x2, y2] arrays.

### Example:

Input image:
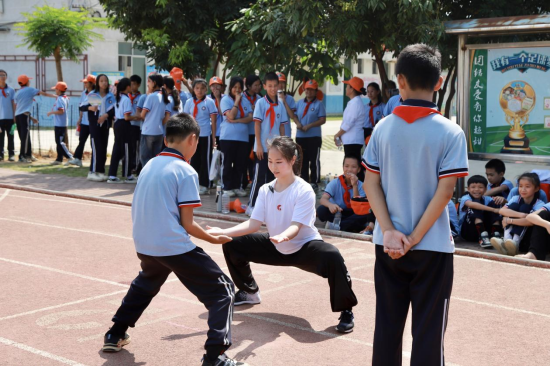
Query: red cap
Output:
[[342, 77, 364, 93], [276, 72, 286, 82], [51, 82, 68, 92], [304, 79, 318, 90], [17, 75, 33, 85], [170, 67, 184, 81], [114, 79, 119, 85], [209, 76, 223, 86], [80, 74, 96, 83]]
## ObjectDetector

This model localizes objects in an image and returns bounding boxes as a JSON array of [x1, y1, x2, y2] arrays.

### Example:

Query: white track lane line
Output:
[[0, 336, 84, 366], [7, 193, 130, 211], [0, 189, 10, 203]]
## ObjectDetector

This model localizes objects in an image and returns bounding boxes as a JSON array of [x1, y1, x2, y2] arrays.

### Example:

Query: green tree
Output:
[[16, 5, 107, 82], [99, 0, 250, 78]]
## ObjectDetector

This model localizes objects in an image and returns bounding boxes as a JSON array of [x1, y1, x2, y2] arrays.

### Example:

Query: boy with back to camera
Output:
[[363, 44, 468, 365]]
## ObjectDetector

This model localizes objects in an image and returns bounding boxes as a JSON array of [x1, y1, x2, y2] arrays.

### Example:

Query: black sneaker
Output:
[[201, 353, 242, 366], [102, 332, 131, 352], [479, 231, 492, 249], [336, 310, 354, 333], [234, 289, 261, 306]]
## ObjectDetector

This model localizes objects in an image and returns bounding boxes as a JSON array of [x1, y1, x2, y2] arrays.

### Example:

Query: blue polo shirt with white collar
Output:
[[132, 147, 201, 256], [362, 99, 469, 253]]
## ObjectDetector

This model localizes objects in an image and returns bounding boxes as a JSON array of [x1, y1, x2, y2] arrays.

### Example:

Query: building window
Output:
[[357, 59, 363, 74], [372, 60, 378, 75]]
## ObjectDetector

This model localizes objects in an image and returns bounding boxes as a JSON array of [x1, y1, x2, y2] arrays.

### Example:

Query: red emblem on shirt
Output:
[[277, 205, 282, 211]]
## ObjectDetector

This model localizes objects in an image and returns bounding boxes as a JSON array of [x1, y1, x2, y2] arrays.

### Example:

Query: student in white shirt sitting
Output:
[[207, 136, 358, 334]]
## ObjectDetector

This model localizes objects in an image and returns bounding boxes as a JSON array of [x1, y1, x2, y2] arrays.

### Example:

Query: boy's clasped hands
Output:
[[383, 229, 416, 260]]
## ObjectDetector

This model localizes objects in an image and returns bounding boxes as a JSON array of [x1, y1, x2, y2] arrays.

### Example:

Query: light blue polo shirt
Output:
[[253, 95, 289, 152], [364, 101, 386, 128], [183, 97, 218, 137], [180, 91, 191, 105], [132, 147, 200, 256], [208, 94, 224, 137], [142, 91, 166, 136], [220, 95, 253, 142], [363, 99, 469, 253], [448, 200, 459, 236], [488, 178, 514, 199], [505, 195, 545, 212], [324, 177, 366, 209], [165, 95, 183, 117], [0, 85, 15, 119], [458, 194, 494, 230], [98, 92, 115, 117], [78, 90, 90, 126], [283, 94, 296, 137], [383, 95, 402, 116], [542, 203, 550, 211], [243, 91, 262, 135], [295, 98, 326, 138], [129, 92, 142, 127], [53, 95, 69, 127], [15, 87, 39, 116], [115, 94, 132, 120], [135, 94, 147, 129], [507, 187, 547, 203]]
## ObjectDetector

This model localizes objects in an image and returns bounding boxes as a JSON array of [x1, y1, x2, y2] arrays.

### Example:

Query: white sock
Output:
[[513, 234, 521, 243]]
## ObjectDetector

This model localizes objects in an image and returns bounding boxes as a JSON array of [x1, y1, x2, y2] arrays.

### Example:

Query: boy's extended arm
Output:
[[464, 200, 500, 214], [485, 185, 507, 197], [180, 206, 232, 244], [207, 219, 262, 237]]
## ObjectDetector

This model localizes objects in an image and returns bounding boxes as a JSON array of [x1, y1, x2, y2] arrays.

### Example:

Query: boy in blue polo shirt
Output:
[[248, 72, 288, 212], [103, 113, 239, 366], [485, 158, 515, 206], [46, 82, 74, 165], [363, 44, 468, 365]]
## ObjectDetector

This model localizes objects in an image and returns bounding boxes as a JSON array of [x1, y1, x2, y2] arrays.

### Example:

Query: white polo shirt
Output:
[[132, 148, 200, 256], [340, 95, 366, 145], [362, 99, 469, 253], [251, 177, 322, 254]]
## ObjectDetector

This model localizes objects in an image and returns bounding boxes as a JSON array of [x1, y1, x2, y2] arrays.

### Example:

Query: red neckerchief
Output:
[[244, 90, 258, 106], [0, 84, 8, 98], [392, 105, 441, 123], [157, 150, 190, 164], [129, 92, 140, 104], [302, 97, 316, 118], [369, 100, 381, 126], [193, 97, 206, 118], [265, 96, 278, 131], [338, 175, 352, 208], [231, 95, 245, 117]]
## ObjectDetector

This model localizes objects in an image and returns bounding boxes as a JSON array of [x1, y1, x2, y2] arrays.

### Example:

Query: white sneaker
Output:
[[245, 205, 254, 217], [68, 158, 82, 167], [124, 177, 138, 184], [234, 290, 261, 306], [490, 237, 507, 255], [235, 188, 247, 197], [199, 186, 208, 195], [107, 177, 124, 184], [51, 160, 62, 166], [504, 239, 518, 256], [88, 173, 105, 182], [224, 190, 236, 198], [87, 172, 95, 180]]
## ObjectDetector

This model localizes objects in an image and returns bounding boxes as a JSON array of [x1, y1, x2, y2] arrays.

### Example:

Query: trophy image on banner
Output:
[[499, 81, 535, 154]]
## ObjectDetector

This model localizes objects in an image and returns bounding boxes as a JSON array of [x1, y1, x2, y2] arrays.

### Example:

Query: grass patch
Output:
[[326, 115, 343, 121], [0, 159, 104, 178]]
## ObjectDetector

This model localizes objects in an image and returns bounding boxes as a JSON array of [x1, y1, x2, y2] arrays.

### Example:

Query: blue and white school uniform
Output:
[[457, 194, 498, 240], [87, 92, 115, 174], [140, 90, 167, 168], [108, 94, 134, 178], [507, 187, 547, 203], [73, 90, 91, 160], [364, 101, 385, 129], [382, 94, 402, 116], [323, 177, 366, 210], [219, 95, 253, 191], [488, 178, 514, 200], [52, 95, 73, 162], [207, 94, 224, 142], [242, 91, 262, 190], [295, 98, 326, 184], [0, 85, 16, 158], [183, 96, 218, 188], [504, 195, 545, 241], [165, 94, 183, 133], [283, 94, 296, 137], [14, 86, 40, 159]]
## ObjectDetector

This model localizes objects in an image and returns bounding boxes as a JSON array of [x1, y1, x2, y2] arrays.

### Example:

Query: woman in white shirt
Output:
[[334, 76, 367, 180], [207, 136, 358, 333]]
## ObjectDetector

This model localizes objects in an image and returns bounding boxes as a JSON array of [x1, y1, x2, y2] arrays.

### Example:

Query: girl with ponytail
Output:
[[207, 135, 358, 333], [107, 77, 140, 183]]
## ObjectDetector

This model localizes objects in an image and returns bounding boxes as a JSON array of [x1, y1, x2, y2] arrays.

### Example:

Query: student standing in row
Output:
[[208, 76, 224, 148], [242, 74, 262, 191], [70, 74, 96, 167], [363, 82, 385, 141], [247, 72, 288, 214], [183, 78, 218, 194], [164, 76, 183, 119], [208, 136, 357, 333], [46, 82, 74, 165], [129, 75, 143, 176], [87, 74, 115, 182], [334, 76, 366, 180], [0, 69, 15, 161], [107, 78, 140, 184], [14, 74, 55, 162], [292, 79, 326, 189], [276, 72, 296, 138], [219, 76, 253, 198], [170, 67, 192, 106], [140, 74, 169, 168]]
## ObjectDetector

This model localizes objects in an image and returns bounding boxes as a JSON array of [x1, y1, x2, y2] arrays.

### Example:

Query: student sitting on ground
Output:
[[485, 158, 514, 206], [490, 172, 545, 256], [519, 202, 550, 260], [448, 199, 459, 238], [507, 174, 548, 203], [458, 175, 503, 248], [316, 155, 373, 233]]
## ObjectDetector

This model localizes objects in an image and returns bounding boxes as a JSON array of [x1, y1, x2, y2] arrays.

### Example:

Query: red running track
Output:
[[1, 187, 550, 365]]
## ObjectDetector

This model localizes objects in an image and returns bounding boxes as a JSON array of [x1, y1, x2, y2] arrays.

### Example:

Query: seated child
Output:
[[507, 176, 548, 203], [448, 199, 459, 238], [458, 175, 502, 248], [485, 158, 514, 206], [491, 172, 545, 256], [316, 155, 374, 233], [520, 202, 550, 260]]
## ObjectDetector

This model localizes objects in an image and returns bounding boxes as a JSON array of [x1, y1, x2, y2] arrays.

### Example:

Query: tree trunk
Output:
[[444, 67, 458, 119], [373, 48, 389, 102], [54, 45, 63, 82], [437, 64, 455, 111]]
